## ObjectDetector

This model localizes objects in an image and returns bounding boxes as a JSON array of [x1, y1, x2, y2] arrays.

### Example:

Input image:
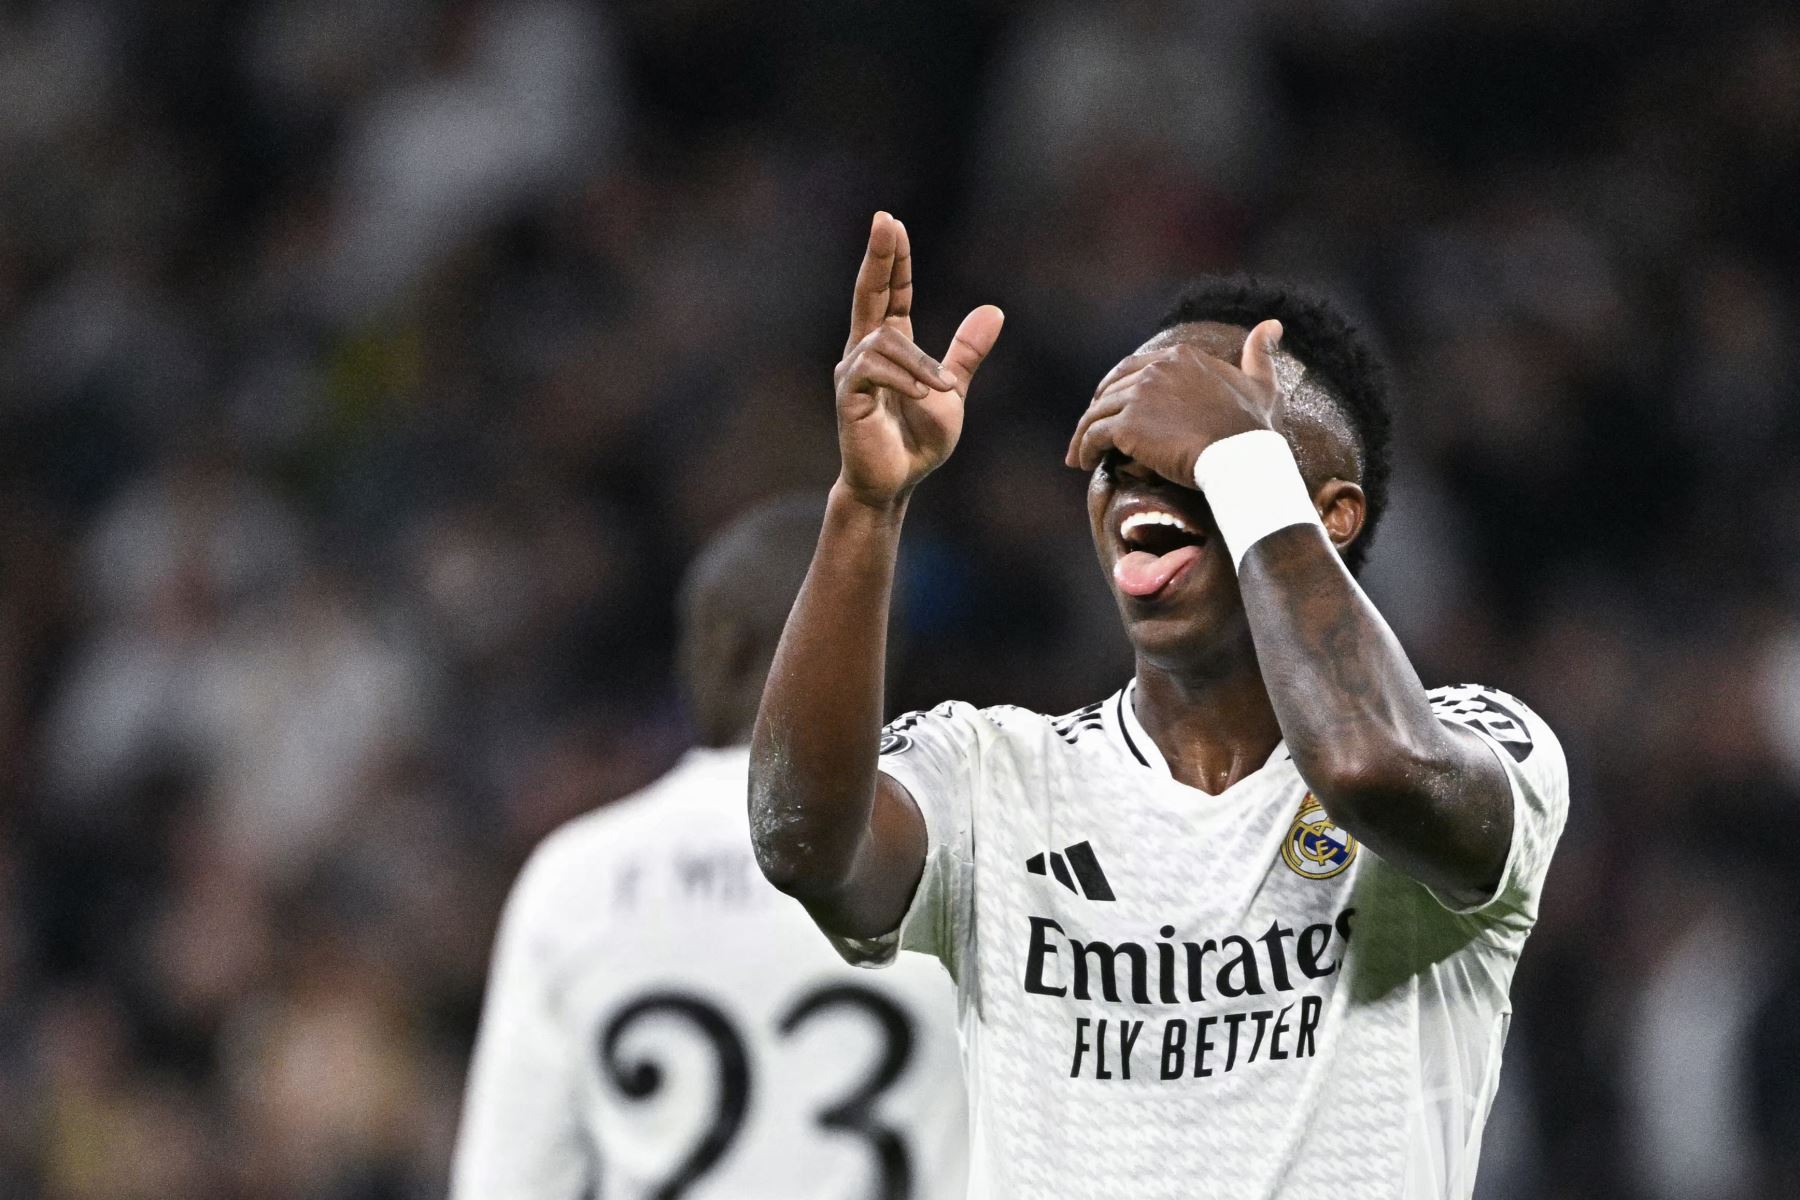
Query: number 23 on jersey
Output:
[[599, 983, 919, 1200]]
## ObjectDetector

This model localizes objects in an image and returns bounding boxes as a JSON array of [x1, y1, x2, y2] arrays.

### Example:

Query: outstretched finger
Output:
[[848, 212, 900, 350], [1239, 319, 1283, 392], [937, 305, 1005, 396], [886, 220, 914, 337]]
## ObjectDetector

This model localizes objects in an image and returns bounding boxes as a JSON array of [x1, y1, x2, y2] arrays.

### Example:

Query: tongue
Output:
[[1114, 544, 1203, 597]]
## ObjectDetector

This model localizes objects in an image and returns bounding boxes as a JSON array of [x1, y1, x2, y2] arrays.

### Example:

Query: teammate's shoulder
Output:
[[506, 808, 618, 917], [1428, 682, 1563, 766], [510, 750, 737, 901], [489, 804, 635, 973]]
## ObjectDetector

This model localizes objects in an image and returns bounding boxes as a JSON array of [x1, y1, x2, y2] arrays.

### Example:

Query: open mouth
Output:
[[1115, 507, 1206, 598]]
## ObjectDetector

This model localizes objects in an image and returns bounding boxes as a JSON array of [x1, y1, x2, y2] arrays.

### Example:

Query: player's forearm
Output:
[[749, 482, 910, 903], [1238, 525, 1504, 896]]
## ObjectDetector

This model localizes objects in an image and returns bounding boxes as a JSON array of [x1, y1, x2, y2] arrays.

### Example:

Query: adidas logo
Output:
[[1026, 840, 1115, 901]]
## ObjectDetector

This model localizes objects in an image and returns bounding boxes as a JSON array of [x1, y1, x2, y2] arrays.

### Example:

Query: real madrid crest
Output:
[[1281, 793, 1357, 880]]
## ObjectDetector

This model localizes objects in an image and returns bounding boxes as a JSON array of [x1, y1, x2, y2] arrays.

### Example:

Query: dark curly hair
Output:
[[1156, 275, 1395, 574]]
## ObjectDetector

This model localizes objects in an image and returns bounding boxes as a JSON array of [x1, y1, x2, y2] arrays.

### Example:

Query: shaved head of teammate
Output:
[[680, 496, 831, 748]]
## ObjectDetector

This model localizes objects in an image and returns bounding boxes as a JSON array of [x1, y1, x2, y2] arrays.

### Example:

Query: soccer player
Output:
[[749, 213, 1568, 1199], [452, 497, 968, 1199]]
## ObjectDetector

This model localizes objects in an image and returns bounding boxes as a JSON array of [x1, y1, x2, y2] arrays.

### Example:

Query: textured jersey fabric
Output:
[[453, 746, 969, 1200], [830, 682, 1566, 1200]]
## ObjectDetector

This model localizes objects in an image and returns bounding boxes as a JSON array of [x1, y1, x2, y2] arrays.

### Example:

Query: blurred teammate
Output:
[[453, 497, 968, 1199], [749, 213, 1568, 1198]]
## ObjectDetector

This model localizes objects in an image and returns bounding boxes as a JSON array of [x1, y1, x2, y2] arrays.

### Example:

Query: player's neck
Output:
[[1131, 658, 1283, 796]]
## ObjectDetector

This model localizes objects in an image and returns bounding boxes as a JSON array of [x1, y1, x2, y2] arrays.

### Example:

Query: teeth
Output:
[[1120, 510, 1194, 539]]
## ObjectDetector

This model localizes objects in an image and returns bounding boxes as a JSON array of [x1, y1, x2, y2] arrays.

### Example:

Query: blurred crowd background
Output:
[[1, 1, 1798, 1197]]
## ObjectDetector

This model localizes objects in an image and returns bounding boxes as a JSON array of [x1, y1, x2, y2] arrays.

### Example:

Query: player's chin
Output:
[[1118, 603, 1219, 667], [1121, 587, 1206, 625], [1113, 573, 1202, 631]]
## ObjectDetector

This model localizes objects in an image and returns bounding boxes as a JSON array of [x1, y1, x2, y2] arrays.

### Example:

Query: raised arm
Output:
[[749, 213, 1002, 938], [1067, 322, 1510, 907], [1234, 522, 1510, 907]]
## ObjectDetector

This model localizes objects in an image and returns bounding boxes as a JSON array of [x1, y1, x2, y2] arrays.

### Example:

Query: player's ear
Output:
[[1312, 479, 1366, 554]]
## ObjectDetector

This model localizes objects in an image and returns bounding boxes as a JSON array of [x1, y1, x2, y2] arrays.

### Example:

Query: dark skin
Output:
[[749, 215, 1510, 938], [682, 611, 779, 748], [681, 499, 832, 746]]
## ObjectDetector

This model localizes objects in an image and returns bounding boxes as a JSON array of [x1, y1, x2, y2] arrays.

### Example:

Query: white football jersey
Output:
[[452, 746, 969, 1200], [833, 681, 1566, 1200]]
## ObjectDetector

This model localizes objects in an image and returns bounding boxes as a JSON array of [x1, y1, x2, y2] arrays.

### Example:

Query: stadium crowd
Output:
[[1, 1, 1797, 1196]]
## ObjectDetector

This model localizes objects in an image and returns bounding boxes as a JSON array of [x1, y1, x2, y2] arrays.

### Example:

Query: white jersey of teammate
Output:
[[833, 681, 1566, 1200], [453, 746, 969, 1200]]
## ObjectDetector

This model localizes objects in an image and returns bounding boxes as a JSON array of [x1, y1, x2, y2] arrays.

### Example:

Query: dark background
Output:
[[2, 1, 1798, 1196]]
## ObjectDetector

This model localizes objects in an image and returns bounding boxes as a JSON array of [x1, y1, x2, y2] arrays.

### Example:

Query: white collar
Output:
[[1108, 678, 1290, 790], [1112, 678, 1169, 776]]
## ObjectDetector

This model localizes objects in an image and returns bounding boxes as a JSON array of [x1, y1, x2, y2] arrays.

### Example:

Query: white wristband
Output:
[[1192, 430, 1323, 571]]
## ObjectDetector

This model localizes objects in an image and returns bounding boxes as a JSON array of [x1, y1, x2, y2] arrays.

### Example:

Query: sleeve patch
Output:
[[1430, 685, 1535, 762]]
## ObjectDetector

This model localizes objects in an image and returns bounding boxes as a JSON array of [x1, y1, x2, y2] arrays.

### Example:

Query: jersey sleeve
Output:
[[1427, 684, 1569, 930], [450, 840, 595, 1200], [825, 702, 980, 978]]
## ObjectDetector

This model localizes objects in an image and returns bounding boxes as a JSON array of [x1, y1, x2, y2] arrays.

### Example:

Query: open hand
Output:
[[1065, 319, 1286, 486], [835, 213, 1004, 508]]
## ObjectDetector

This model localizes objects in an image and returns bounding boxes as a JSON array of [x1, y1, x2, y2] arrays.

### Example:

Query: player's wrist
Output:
[[1192, 430, 1323, 571], [829, 477, 913, 524]]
